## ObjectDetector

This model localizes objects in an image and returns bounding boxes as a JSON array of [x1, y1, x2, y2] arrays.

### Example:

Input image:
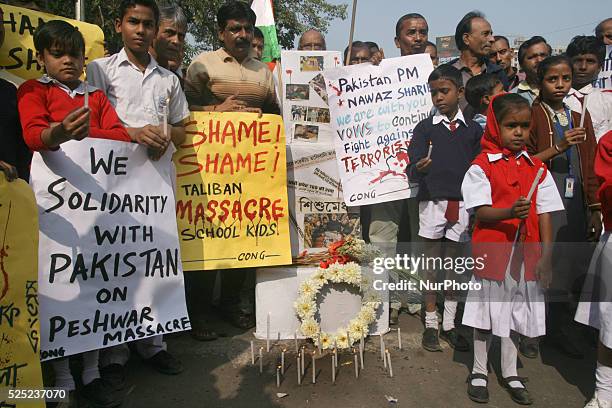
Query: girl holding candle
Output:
[[527, 55, 601, 359], [461, 93, 564, 405]]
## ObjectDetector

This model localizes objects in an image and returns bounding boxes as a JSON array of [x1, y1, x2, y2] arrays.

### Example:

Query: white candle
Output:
[[527, 167, 545, 201], [301, 347, 305, 376], [380, 334, 385, 362], [276, 366, 281, 388], [259, 347, 263, 373], [426, 140, 433, 160], [297, 354, 301, 384], [383, 346, 388, 369], [83, 80, 89, 109], [386, 350, 393, 377], [360, 334, 364, 369], [251, 341, 255, 365], [354, 350, 359, 378], [397, 328, 402, 350], [347, 331, 351, 347], [334, 347, 338, 367], [294, 330, 298, 353], [312, 351, 316, 384], [266, 313, 271, 352], [331, 354, 336, 384], [317, 332, 322, 353], [281, 349, 286, 374]]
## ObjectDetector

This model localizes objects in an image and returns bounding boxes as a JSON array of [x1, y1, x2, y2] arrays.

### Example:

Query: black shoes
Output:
[[519, 336, 539, 359], [81, 378, 122, 408], [422, 327, 442, 352], [99, 363, 126, 392], [440, 328, 470, 352], [146, 350, 184, 375], [467, 373, 489, 403], [501, 376, 533, 405]]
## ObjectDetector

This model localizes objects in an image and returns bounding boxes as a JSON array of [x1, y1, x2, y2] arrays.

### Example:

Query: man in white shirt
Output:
[[564, 35, 612, 141], [86, 0, 190, 386]]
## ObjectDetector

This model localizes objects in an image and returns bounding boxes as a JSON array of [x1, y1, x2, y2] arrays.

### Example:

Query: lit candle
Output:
[[83, 80, 89, 109], [281, 349, 286, 374], [294, 330, 298, 353], [527, 167, 545, 202], [426, 140, 433, 160], [397, 328, 402, 350], [334, 347, 338, 367], [259, 347, 263, 374], [383, 346, 388, 369], [251, 340, 255, 365], [353, 349, 358, 378], [386, 350, 393, 378], [360, 334, 364, 369], [317, 332, 322, 353], [380, 334, 385, 362], [276, 365, 281, 388], [266, 313, 271, 352], [331, 354, 336, 384], [301, 346, 305, 376], [297, 354, 301, 385], [311, 351, 316, 384]]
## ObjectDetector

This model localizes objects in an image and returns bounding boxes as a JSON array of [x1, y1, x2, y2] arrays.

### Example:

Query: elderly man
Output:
[[394, 13, 428, 56], [451, 11, 508, 111], [183, 1, 279, 340], [510, 36, 551, 105], [150, 4, 187, 80], [297, 29, 326, 50], [596, 18, 612, 45]]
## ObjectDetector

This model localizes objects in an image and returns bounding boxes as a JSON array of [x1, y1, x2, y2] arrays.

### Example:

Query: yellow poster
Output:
[[174, 112, 292, 270], [0, 4, 104, 85], [0, 175, 45, 407]]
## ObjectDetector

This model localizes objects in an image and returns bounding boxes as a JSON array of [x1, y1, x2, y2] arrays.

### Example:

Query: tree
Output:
[[39, 0, 348, 63]]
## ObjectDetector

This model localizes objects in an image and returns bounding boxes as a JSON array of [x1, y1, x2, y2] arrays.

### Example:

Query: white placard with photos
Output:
[[281, 50, 343, 144]]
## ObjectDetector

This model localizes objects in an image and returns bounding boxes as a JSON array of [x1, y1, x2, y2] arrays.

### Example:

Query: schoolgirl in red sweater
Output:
[[461, 94, 564, 405]]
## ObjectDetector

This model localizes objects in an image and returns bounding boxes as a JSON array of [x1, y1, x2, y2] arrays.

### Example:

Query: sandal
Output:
[[501, 376, 533, 405], [223, 309, 255, 330], [466, 373, 489, 403]]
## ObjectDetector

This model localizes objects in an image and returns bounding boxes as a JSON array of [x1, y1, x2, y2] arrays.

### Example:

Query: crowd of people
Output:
[[1, 0, 612, 406]]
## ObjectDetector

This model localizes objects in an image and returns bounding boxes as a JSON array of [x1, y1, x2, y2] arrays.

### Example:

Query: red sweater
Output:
[[17, 79, 130, 151], [596, 131, 612, 232]]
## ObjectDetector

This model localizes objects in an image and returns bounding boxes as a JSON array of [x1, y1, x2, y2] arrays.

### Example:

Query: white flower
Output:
[[348, 320, 366, 338], [358, 307, 376, 323], [300, 318, 318, 337], [335, 330, 349, 349], [312, 271, 328, 287], [320, 332, 332, 349], [299, 280, 317, 298], [294, 298, 315, 319], [342, 262, 361, 285]]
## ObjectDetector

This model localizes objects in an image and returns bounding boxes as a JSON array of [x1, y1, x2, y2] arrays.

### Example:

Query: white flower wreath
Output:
[[294, 261, 381, 350]]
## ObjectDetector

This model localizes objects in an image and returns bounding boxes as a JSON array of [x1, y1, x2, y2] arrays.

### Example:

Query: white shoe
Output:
[[585, 393, 612, 408]]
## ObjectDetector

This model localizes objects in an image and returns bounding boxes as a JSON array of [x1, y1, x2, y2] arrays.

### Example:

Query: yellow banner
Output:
[[174, 112, 292, 270], [0, 4, 104, 85], [0, 175, 44, 407]]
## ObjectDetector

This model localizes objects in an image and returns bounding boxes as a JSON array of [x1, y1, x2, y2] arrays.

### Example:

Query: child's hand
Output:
[[60, 107, 90, 141], [415, 157, 432, 172], [0, 160, 18, 181], [558, 128, 586, 151], [370, 48, 385, 66], [535, 257, 552, 289], [510, 197, 530, 219], [132, 125, 169, 150]]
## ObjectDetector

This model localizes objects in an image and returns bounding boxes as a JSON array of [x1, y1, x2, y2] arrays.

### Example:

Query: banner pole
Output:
[[344, 0, 358, 66]]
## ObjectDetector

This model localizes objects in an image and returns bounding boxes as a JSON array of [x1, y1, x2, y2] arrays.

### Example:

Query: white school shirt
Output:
[[565, 84, 612, 142], [431, 109, 467, 130], [461, 151, 564, 215], [86, 48, 189, 128]]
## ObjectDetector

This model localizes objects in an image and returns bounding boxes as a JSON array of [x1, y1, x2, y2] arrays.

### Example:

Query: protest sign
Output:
[[324, 54, 434, 206], [0, 5, 104, 85], [595, 45, 612, 89], [281, 50, 342, 144], [0, 175, 45, 407], [286, 144, 360, 256], [30, 140, 189, 361], [174, 112, 292, 270]]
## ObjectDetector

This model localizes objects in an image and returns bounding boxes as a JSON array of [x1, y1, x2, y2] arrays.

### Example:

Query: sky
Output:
[[303, 0, 610, 57]]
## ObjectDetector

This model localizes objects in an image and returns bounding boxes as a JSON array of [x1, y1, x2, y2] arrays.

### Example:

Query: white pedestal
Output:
[[255, 266, 389, 340]]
